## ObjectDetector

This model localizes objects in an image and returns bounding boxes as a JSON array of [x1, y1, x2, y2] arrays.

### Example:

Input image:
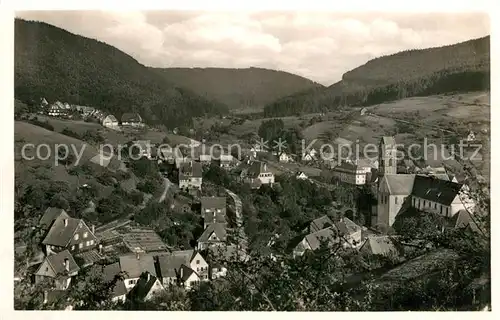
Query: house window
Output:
[[440, 205, 443, 214], [196, 260, 200, 264], [197, 267, 199, 272], [74, 234, 79, 241], [385, 195, 388, 204], [83, 232, 88, 238], [79, 243, 83, 249], [445, 207, 449, 216], [395, 197, 398, 204], [434, 203, 437, 209]]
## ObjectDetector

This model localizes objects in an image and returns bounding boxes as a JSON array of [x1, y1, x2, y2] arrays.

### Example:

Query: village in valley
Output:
[[12, 13, 491, 311]]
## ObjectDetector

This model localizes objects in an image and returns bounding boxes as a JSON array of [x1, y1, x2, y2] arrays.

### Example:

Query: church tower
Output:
[[378, 136, 397, 182]]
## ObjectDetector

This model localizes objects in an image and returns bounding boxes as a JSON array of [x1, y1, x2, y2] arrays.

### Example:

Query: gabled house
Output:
[[333, 160, 373, 185], [466, 131, 476, 142], [35, 250, 80, 290], [197, 223, 227, 251], [47, 102, 68, 117], [304, 215, 362, 248], [102, 114, 120, 130], [155, 250, 209, 289], [127, 272, 165, 301], [274, 151, 290, 163], [179, 265, 201, 290], [155, 254, 187, 287], [179, 161, 203, 191], [171, 250, 209, 281], [244, 161, 274, 186], [293, 227, 339, 257], [359, 235, 400, 257], [302, 148, 318, 162], [42, 215, 98, 255], [296, 172, 308, 180], [121, 113, 144, 127], [201, 197, 227, 229], [119, 253, 157, 291]]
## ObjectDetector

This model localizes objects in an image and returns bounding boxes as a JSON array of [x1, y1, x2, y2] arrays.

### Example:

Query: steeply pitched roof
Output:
[[180, 265, 197, 282], [121, 113, 142, 123], [156, 254, 189, 278], [309, 215, 334, 233], [411, 175, 463, 206], [39, 207, 70, 229], [335, 217, 362, 236], [128, 273, 161, 300], [179, 161, 203, 179], [43, 250, 80, 276], [201, 197, 226, 210], [381, 174, 416, 195], [304, 227, 339, 251], [450, 209, 479, 232], [362, 236, 398, 256], [103, 114, 118, 123], [203, 211, 227, 226], [247, 161, 271, 178], [119, 254, 157, 279], [197, 223, 227, 242], [42, 216, 92, 247]]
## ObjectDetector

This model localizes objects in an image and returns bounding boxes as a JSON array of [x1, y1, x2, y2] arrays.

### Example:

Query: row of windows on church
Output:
[[413, 198, 449, 216]]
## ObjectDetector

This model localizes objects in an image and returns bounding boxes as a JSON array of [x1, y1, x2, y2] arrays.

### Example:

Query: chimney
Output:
[[147, 273, 151, 282], [64, 258, 70, 272], [180, 267, 183, 279], [136, 252, 140, 260], [263, 163, 267, 171], [98, 244, 102, 254], [91, 224, 95, 234], [64, 219, 68, 227], [43, 291, 48, 304]]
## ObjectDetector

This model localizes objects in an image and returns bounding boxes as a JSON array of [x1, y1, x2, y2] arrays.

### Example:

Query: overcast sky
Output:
[[16, 11, 489, 85]]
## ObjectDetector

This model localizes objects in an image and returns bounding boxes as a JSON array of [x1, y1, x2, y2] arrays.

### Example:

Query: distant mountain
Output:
[[150, 67, 324, 111], [14, 19, 228, 128], [264, 36, 490, 117]]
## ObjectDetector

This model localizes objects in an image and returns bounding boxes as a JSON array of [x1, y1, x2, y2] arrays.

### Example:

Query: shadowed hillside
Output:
[[14, 19, 228, 128], [264, 36, 490, 117], [150, 67, 323, 111]]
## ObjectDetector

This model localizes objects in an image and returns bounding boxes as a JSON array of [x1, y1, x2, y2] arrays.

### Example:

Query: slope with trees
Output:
[[264, 36, 490, 117], [150, 67, 324, 111], [14, 19, 228, 128]]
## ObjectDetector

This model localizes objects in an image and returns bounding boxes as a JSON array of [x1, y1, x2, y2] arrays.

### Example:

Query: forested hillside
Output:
[[150, 67, 323, 111], [264, 36, 490, 117], [14, 19, 228, 127]]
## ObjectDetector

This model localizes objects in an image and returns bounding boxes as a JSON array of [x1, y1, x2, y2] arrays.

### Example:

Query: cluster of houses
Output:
[[17, 196, 248, 308], [39, 98, 145, 131]]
